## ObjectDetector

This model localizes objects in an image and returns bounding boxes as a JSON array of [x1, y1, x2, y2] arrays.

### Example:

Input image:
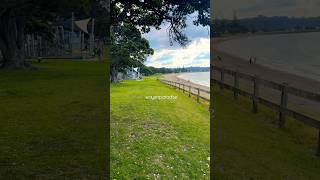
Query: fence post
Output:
[[317, 130, 320, 156], [189, 85, 191, 97], [252, 75, 259, 113], [279, 82, 288, 128], [183, 84, 185, 93], [178, 83, 181, 90], [220, 68, 225, 90], [197, 88, 200, 103], [234, 70, 239, 100]]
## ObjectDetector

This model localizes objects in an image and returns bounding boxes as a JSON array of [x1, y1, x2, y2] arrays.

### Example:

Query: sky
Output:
[[143, 14, 210, 68], [213, 0, 320, 19], [142, 0, 320, 68]]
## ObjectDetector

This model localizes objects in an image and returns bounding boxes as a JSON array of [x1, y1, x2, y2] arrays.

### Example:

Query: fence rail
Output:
[[211, 66, 320, 156], [160, 79, 210, 102]]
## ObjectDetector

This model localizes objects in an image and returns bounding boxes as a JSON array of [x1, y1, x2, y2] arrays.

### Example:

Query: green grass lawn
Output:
[[111, 76, 210, 179], [212, 85, 320, 179], [0, 60, 108, 179]]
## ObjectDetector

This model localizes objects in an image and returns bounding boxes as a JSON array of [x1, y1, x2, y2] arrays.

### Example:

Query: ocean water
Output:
[[217, 32, 320, 82], [178, 72, 210, 87]]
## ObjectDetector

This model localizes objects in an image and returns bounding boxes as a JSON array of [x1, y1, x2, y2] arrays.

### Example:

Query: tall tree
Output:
[[110, 23, 153, 82], [92, 0, 110, 41], [0, 0, 93, 69], [110, 0, 210, 82]]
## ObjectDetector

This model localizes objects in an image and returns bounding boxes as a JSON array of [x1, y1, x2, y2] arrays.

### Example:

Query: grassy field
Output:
[[110, 76, 210, 179], [212, 85, 320, 179], [0, 60, 108, 179]]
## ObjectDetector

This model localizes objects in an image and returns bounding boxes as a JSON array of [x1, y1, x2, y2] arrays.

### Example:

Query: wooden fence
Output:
[[211, 66, 320, 156], [160, 79, 210, 102]]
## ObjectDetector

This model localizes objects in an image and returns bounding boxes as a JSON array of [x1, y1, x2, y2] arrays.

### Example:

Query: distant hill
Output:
[[140, 66, 209, 75], [214, 15, 320, 36], [181, 66, 210, 72]]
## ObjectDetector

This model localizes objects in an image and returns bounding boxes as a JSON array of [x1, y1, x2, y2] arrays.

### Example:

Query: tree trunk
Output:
[[110, 66, 119, 83], [0, 11, 27, 69]]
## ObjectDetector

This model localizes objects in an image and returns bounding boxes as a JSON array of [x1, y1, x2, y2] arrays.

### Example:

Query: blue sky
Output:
[[142, 14, 210, 68]]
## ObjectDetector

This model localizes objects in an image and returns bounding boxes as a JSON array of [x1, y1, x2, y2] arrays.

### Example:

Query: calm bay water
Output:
[[217, 32, 320, 81], [178, 72, 210, 87]]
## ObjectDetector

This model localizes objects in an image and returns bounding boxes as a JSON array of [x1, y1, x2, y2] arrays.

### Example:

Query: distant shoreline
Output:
[[215, 30, 320, 38], [212, 31, 320, 51], [162, 73, 210, 90], [177, 72, 210, 87], [162, 73, 210, 100], [212, 35, 320, 89], [211, 42, 320, 92]]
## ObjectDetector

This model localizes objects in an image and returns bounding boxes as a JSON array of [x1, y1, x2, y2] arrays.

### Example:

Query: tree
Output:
[[0, 0, 94, 69], [140, 65, 154, 76], [228, 11, 240, 34], [110, 0, 210, 82], [111, 0, 210, 46], [92, 0, 110, 41], [110, 23, 153, 82]]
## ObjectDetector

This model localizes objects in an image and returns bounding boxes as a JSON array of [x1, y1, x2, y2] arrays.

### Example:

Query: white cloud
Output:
[[145, 38, 210, 68], [143, 14, 210, 50]]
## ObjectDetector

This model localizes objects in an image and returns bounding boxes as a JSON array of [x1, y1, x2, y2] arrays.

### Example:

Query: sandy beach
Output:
[[211, 37, 320, 120], [162, 73, 210, 100], [212, 38, 320, 92]]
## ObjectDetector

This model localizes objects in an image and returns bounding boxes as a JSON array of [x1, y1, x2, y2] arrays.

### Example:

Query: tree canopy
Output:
[[110, 0, 210, 82], [0, 0, 109, 69], [110, 23, 153, 82], [111, 0, 210, 46]]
